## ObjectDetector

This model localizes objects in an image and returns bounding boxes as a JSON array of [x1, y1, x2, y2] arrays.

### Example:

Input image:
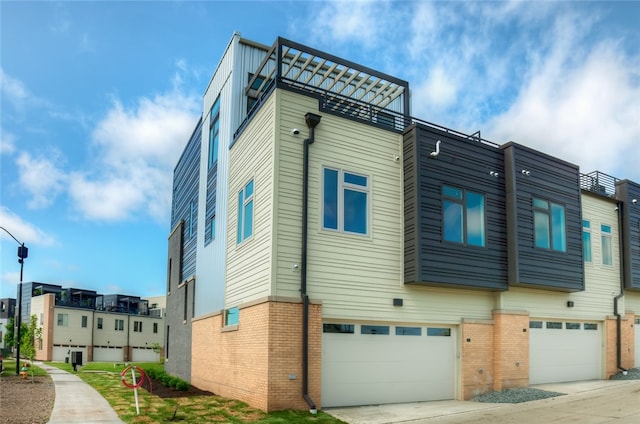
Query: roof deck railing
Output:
[[580, 171, 619, 197]]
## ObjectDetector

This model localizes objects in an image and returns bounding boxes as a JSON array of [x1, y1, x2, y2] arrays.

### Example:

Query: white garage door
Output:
[[322, 323, 456, 407], [529, 320, 601, 385], [131, 347, 159, 362], [635, 318, 640, 368], [93, 347, 124, 362]]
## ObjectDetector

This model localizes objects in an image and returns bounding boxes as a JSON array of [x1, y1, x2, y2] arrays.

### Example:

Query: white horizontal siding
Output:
[[274, 90, 494, 323], [225, 94, 276, 307]]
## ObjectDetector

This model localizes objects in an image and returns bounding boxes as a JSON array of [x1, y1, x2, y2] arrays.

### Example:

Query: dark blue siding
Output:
[[403, 124, 508, 290], [503, 143, 584, 292], [616, 180, 640, 290], [171, 119, 202, 282]]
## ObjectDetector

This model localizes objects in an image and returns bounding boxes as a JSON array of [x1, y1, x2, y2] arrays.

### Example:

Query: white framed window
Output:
[[208, 96, 220, 169], [57, 313, 68, 327], [322, 167, 369, 235], [115, 319, 124, 331], [601, 224, 613, 266], [237, 179, 254, 244]]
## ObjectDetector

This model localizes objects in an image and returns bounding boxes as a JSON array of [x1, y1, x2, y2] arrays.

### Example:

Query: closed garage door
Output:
[[322, 323, 456, 407], [529, 320, 601, 385], [93, 347, 124, 362], [635, 318, 640, 368]]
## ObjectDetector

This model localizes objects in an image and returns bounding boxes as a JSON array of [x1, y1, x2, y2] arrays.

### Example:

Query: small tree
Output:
[[20, 315, 42, 379], [151, 342, 163, 363], [3, 316, 28, 353]]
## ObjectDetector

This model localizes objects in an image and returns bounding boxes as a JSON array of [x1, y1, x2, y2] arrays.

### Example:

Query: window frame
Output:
[[533, 198, 567, 252], [115, 319, 124, 331], [225, 307, 239, 326], [441, 185, 486, 247], [237, 179, 255, 245], [97, 317, 103, 330], [208, 96, 220, 169], [322, 167, 370, 236], [583, 219, 592, 262], [57, 313, 68, 327], [601, 223, 613, 266], [81, 315, 88, 328]]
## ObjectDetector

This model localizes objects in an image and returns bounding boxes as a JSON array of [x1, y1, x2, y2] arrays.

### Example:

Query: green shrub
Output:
[[175, 380, 190, 391]]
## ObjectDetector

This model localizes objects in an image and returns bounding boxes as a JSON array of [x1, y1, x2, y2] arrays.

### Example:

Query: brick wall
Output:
[[492, 310, 529, 391], [191, 298, 321, 411], [605, 313, 635, 378], [461, 320, 494, 399]]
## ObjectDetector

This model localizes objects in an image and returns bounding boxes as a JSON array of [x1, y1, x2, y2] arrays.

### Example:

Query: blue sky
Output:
[[1, 1, 639, 300]]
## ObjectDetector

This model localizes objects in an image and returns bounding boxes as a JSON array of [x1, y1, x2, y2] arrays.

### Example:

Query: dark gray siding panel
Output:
[[171, 119, 202, 281], [616, 180, 640, 290], [403, 124, 508, 290], [503, 142, 584, 292], [166, 118, 201, 382]]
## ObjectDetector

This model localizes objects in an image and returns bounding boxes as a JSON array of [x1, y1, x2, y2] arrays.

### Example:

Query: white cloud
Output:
[[0, 131, 16, 155], [487, 42, 640, 179], [0, 206, 56, 246], [68, 89, 199, 222], [0, 68, 31, 109], [16, 150, 68, 209]]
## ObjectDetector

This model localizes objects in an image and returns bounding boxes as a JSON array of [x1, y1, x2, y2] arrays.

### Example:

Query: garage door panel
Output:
[[530, 321, 601, 385], [322, 324, 455, 407]]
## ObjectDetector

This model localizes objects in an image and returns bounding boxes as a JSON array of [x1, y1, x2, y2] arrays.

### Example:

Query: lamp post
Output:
[[0, 226, 28, 376]]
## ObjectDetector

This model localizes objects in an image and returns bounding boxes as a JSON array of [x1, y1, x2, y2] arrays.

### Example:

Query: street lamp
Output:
[[0, 226, 28, 376]]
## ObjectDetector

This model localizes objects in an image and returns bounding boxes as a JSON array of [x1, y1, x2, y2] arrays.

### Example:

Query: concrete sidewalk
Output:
[[325, 379, 640, 424], [37, 363, 124, 423]]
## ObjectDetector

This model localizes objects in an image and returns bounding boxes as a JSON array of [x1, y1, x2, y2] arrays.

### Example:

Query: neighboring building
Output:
[[14, 283, 165, 364], [166, 33, 640, 411], [0, 298, 16, 352]]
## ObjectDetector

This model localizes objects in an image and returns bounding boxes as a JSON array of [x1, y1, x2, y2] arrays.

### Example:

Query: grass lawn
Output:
[[46, 362, 346, 424], [1, 357, 48, 377]]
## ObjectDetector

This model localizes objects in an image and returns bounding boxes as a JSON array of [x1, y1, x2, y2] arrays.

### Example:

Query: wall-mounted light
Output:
[[489, 171, 499, 177], [521, 169, 531, 176], [632, 199, 638, 204], [291, 128, 301, 136]]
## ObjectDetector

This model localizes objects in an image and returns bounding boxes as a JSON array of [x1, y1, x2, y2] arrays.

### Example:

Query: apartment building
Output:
[[0, 298, 16, 352], [15, 282, 165, 364], [166, 33, 640, 411]]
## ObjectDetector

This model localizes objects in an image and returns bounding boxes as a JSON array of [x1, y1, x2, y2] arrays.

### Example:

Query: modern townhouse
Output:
[[0, 298, 16, 352], [15, 282, 165, 364], [166, 33, 640, 411]]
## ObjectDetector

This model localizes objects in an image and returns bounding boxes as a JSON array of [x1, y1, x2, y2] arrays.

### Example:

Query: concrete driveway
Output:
[[326, 379, 640, 423]]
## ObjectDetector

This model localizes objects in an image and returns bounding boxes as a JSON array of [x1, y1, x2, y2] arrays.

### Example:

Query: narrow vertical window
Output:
[[97, 317, 103, 330], [166, 326, 170, 359], [153, 322, 158, 334], [183, 283, 188, 321], [237, 179, 254, 244], [442, 186, 485, 246], [166, 259, 172, 293], [81, 315, 88, 328], [601, 224, 613, 265], [210, 215, 216, 241], [225, 307, 239, 326], [189, 200, 197, 239], [322, 168, 368, 235], [208, 97, 220, 169], [533, 198, 566, 252], [583, 220, 592, 262]]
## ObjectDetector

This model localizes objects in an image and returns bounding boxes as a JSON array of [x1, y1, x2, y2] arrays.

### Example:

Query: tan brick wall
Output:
[[35, 294, 54, 361], [191, 299, 321, 411], [461, 320, 494, 399], [605, 313, 635, 378], [492, 310, 529, 391]]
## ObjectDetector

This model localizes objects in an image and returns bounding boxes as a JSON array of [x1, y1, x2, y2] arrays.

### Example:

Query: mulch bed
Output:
[[141, 376, 214, 398], [0, 375, 55, 424]]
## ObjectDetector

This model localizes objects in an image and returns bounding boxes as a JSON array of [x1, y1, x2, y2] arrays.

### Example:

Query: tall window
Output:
[[237, 179, 254, 244], [81, 315, 88, 328], [97, 317, 103, 330], [57, 313, 68, 327], [583, 220, 592, 262], [601, 224, 613, 265], [115, 319, 124, 331], [134, 321, 143, 332], [533, 198, 566, 251], [442, 186, 485, 246], [208, 96, 220, 169], [323, 168, 369, 235], [210, 215, 216, 241], [153, 322, 158, 334], [189, 200, 197, 239]]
